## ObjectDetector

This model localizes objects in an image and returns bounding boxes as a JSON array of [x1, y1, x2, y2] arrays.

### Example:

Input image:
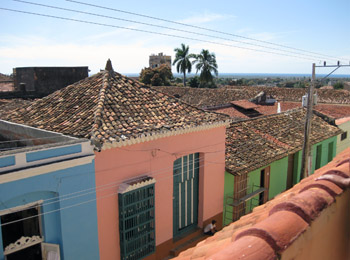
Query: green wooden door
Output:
[[173, 153, 199, 238]]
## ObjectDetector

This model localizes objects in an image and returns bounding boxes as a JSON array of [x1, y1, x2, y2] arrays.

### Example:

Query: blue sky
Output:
[[0, 0, 349, 75]]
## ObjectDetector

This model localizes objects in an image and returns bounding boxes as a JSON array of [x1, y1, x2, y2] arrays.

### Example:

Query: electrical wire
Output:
[[0, 7, 318, 61], [0, 154, 224, 226], [64, 0, 346, 63], [0, 110, 320, 219], [11, 0, 340, 62]]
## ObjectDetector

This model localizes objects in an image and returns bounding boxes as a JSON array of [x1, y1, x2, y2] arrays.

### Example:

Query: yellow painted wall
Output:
[[281, 189, 350, 260], [337, 121, 350, 154]]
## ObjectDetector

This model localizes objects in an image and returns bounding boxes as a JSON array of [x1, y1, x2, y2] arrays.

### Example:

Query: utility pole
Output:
[[300, 61, 350, 180], [300, 63, 315, 180]]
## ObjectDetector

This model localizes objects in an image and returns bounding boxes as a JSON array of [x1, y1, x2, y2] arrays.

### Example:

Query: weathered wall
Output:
[[0, 147, 99, 260], [94, 126, 226, 260], [247, 156, 288, 210], [13, 67, 88, 97], [337, 120, 350, 154], [293, 136, 338, 185], [281, 189, 350, 260]]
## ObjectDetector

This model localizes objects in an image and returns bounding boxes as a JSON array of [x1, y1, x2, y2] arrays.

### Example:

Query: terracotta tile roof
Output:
[[0, 99, 33, 118], [231, 100, 258, 109], [3, 68, 229, 145], [213, 107, 250, 119], [174, 148, 350, 260], [225, 108, 342, 175], [0, 82, 14, 92], [313, 103, 350, 121], [254, 102, 301, 115], [157, 86, 350, 107], [212, 102, 301, 119], [0, 73, 12, 82]]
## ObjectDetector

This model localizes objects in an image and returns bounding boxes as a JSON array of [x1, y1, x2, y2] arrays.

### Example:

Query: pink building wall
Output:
[[94, 126, 226, 260]]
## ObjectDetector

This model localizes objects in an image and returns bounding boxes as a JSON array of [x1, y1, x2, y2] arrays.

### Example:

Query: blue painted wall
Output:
[[0, 158, 99, 260]]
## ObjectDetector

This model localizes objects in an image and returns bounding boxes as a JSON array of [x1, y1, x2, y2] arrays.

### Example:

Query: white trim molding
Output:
[[102, 121, 230, 150], [0, 155, 94, 184], [4, 236, 44, 255], [0, 200, 43, 216]]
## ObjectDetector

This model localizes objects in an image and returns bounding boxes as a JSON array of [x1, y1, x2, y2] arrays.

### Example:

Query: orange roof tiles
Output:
[[157, 86, 350, 108], [231, 100, 259, 109], [313, 103, 350, 121], [225, 108, 341, 175], [3, 68, 228, 144], [174, 148, 350, 260], [213, 107, 250, 119]]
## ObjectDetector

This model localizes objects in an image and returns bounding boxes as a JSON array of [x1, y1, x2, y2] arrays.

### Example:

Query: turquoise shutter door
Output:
[[173, 153, 199, 238]]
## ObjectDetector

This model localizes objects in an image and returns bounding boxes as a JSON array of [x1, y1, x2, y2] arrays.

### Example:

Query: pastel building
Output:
[[0, 120, 99, 260], [224, 109, 341, 224], [4, 61, 230, 259], [312, 103, 350, 154], [174, 148, 350, 260]]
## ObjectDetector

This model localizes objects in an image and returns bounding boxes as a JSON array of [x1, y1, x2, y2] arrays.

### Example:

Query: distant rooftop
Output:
[[4, 61, 229, 149], [157, 86, 350, 108]]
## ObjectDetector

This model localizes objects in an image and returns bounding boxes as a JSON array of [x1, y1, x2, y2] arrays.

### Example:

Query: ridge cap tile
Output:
[[174, 149, 350, 260], [4, 68, 228, 145]]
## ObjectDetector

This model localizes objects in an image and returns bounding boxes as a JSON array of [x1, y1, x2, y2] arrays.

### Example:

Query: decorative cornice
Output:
[[102, 120, 230, 150], [4, 236, 43, 255], [118, 176, 156, 194]]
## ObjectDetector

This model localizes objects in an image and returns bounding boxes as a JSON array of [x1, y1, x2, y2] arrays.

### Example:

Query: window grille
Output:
[[118, 176, 155, 260]]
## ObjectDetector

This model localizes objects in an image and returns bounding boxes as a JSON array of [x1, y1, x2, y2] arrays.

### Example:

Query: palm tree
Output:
[[173, 44, 195, 86], [193, 49, 218, 87]]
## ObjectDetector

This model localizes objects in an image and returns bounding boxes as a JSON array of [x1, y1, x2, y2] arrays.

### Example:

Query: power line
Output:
[[0, 7, 318, 61], [65, 0, 346, 63], [0, 154, 224, 226], [11, 0, 340, 62], [0, 109, 321, 216]]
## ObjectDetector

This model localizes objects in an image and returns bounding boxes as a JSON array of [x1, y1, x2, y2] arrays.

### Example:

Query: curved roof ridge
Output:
[[91, 70, 110, 143]]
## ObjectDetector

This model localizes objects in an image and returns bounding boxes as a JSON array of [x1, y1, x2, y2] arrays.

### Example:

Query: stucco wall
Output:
[[94, 126, 226, 260], [293, 136, 338, 185], [281, 189, 350, 260], [311, 136, 337, 173], [0, 160, 99, 260], [337, 121, 350, 154], [247, 156, 288, 210], [223, 171, 234, 226]]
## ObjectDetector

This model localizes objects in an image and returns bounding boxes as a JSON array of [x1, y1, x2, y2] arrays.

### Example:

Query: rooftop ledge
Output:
[[174, 148, 350, 260]]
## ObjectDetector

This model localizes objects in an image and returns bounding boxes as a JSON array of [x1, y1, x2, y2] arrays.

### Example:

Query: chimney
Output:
[[105, 59, 113, 71], [277, 102, 281, 113]]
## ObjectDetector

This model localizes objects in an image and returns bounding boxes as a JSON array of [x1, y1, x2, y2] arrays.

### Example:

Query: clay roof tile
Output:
[[174, 148, 350, 260]]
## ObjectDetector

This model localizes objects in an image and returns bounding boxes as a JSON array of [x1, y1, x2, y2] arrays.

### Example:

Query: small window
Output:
[[118, 176, 155, 260], [341, 132, 347, 141], [1, 205, 43, 259]]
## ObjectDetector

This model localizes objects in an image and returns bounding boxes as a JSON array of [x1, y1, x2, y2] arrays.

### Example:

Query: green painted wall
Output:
[[293, 136, 337, 185], [247, 157, 288, 211], [293, 150, 302, 185], [268, 156, 289, 199], [223, 171, 234, 226], [223, 136, 337, 225], [311, 136, 337, 173], [223, 157, 289, 225]]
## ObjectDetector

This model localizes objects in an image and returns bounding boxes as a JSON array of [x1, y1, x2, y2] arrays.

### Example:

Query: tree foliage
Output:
[[173, 43, 195, 87], [192, 49, 218, 88], [188, 76, 200, 88], [139, 64, 173, 86], [334, 82, 344, 89]]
